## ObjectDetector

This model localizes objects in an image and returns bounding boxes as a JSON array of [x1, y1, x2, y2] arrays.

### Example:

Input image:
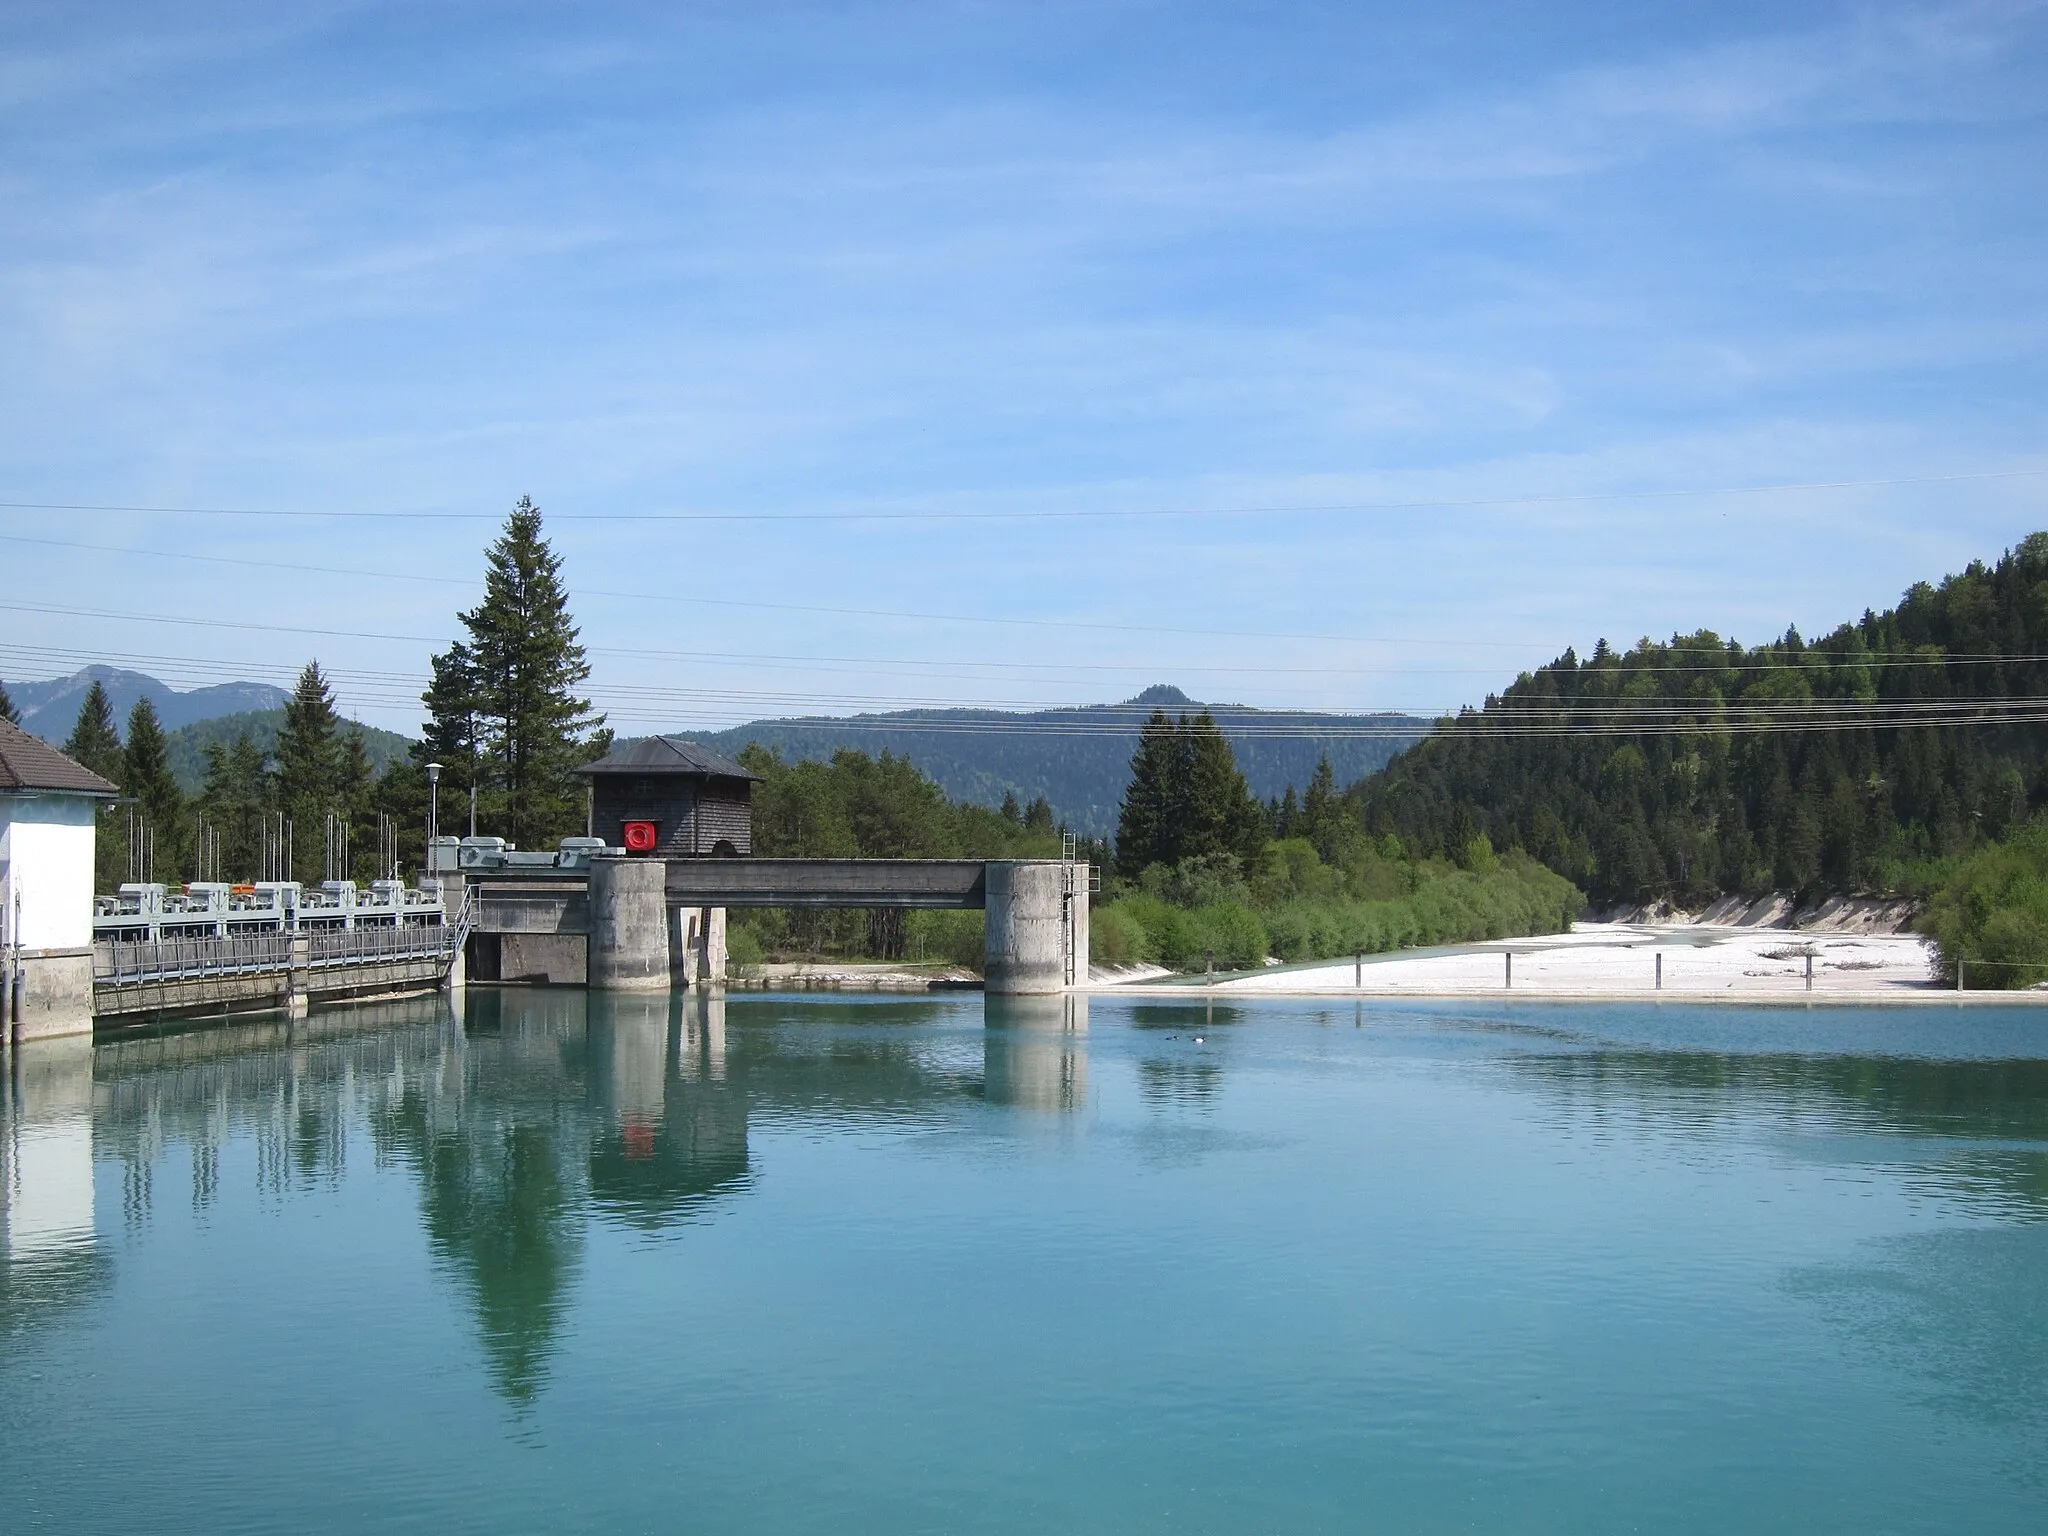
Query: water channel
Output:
[[5, 991, 2048, 1533]]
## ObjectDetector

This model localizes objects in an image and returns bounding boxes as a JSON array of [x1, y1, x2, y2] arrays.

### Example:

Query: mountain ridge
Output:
[[5, 665, 288, 741], [698, 686, 1428, 835]]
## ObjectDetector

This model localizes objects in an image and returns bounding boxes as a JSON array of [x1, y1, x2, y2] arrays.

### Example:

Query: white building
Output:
[[1, 718, 118, 1042]]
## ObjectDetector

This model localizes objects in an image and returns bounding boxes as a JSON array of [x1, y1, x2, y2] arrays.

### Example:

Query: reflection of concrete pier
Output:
[[982, 994, 1088, 1111], [585, 990, 750, 1230]]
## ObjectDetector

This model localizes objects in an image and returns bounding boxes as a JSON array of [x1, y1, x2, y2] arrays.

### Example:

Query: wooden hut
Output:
[[575, 737, 760, 857]]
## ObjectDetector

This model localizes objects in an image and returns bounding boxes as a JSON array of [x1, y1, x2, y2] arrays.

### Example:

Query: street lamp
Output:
[[426, 762, 442, 855]]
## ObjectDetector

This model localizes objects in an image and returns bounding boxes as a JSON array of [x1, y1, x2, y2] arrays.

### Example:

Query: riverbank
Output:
[[1086, 922, 2016, 1002]]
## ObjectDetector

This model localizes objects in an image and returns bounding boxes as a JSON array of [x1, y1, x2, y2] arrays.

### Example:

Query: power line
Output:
[[0, 535, 1554, 646], [1, 467, 2042, 523]]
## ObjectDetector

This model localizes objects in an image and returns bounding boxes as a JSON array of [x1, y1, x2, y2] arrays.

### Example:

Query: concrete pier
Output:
[[587, 854, 670, 991], [983, 861, 1066, 995], [10, 948, 95, 1044]]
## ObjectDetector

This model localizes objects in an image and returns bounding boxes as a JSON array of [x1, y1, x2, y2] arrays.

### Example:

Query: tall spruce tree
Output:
[[276, 662, 343, 811], [122, 698, 186, 882], [431, 497, 600, 848], [64, 681, 124, 780], [1115, 709, 1187, 877], [1180, 711, 1267, 863], [0, 680, 16, 724], [1300, 755, 1341, 861], [1116, 709, 1266, 876]]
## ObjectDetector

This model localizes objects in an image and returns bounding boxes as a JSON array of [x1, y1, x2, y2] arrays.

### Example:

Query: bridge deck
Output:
[[663, 858, 987, 909]]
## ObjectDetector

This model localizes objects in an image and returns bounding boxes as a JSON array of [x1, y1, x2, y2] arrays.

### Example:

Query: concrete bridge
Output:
[[460, 855, 1089, 995]]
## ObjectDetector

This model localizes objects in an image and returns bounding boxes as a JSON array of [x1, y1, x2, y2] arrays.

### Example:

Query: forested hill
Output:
[[1355, 534, 2048, 909], [165, 710, 415, 795], [703, 685, 1426, 836]]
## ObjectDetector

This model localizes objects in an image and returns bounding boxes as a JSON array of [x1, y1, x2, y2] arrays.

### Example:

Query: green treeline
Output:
[[1353, 534, 2048, 910], [64, 498, 603, 891], [1093, 706, 1583, 972], [728, 745, 1080, 968], [65, 665, 407, 890]]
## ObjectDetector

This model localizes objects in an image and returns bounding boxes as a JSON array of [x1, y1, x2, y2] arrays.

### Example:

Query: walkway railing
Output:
[[95, 887, 474, 991]]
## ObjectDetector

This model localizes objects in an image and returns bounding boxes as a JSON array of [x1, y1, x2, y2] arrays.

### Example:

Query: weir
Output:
[[460, 850, 1090, 995]]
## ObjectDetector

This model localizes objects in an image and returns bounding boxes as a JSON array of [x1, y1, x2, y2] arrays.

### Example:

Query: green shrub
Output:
[[1919, 818, 2048, 988], [725, 922, 764, 974], [905, 909, 985, 967], [1091, 902, 1154, 966]]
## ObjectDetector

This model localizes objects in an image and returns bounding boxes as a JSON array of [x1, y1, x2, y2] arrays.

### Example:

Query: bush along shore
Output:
[[1092, 837, 1584, 973], [1917, 815, 2048, 990]]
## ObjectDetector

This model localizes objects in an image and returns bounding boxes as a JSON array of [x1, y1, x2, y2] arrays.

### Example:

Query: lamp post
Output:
[[426, 762, 442, 859]]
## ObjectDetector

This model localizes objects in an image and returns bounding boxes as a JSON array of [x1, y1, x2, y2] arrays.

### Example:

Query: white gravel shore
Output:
[[1097, 922, 1963, 999]]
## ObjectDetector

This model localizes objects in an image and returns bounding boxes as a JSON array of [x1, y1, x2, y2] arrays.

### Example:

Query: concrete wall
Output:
[[983, 861, 1066, 995], [1, 794, 97, 950], [497, 934, 588, 985], [588, 854, 670, 991], [669, 906, 727, 987], [13, 950, 96, 1040]]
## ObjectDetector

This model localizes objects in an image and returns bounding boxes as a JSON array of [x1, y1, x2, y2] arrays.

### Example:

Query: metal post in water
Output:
[[1506, 950, 1513, 989], [1205, 951, 1214, 987], [1805, 953, 1814, 991], [1355, 951, 1363, 988], [1656, 952, 1663, 991]]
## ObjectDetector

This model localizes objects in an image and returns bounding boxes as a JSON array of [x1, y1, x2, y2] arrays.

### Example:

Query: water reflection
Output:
[[4, 987, 1094, 1402], [1127, 1000, 1240, 1111], [587, 992, 751, 1235], [1505, 1046, 2048, 1218], [2, 1039, 110, 1327], [981, 994, 1088, 1111]]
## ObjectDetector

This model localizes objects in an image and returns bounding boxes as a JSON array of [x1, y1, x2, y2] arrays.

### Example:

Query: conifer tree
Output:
[[1180, 711, 1266, 863], [122, 698, 186, 881], [199, 731, 271, 880], [1300, 755, 1340, 861], [0, 680, 16, 724], [276, 661, 343, 813], [63, 681, 124, 781], [416, 641, 481, 806], [434, 496, 601, 847], [1115, 708, 1187, 878]]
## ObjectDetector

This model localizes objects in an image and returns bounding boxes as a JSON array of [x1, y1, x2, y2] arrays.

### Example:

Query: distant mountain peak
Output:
[[1, 665, 290, 742], [1126, 684, 1194, 709]]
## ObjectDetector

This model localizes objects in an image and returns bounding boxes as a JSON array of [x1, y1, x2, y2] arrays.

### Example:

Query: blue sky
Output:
[[2, 0, 2045, 736]]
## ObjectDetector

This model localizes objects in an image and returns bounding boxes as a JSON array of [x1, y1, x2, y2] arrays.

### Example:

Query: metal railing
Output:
[[94, 887, 474, 990], [96, 932, 296, 987]]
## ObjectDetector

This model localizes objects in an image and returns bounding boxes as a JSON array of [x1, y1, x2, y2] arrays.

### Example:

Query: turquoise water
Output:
[[6, 991, 2048, 1534]]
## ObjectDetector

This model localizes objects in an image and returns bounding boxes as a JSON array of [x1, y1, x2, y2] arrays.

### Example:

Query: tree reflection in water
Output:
[[12, 986, 1100, 1404]]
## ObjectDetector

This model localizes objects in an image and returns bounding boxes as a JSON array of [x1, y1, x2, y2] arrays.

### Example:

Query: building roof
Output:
[[0, 718, 120, 797], [575, 736, 763, 782]]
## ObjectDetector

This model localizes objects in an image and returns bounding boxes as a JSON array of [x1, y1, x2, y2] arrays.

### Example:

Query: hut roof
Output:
[[0, 718, 120, 797], [575, 736, 763, 782]]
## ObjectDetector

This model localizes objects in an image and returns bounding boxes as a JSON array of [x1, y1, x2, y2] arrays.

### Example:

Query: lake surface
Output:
[[6, 990, 2048, 1534]]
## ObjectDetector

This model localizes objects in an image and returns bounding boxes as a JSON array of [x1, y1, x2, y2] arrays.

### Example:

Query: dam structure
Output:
[[454, 843, 1090, 996], [456, 735, 1090, 996]]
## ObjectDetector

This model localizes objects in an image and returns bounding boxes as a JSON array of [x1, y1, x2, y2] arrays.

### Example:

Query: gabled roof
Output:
[[0, 718, 120, 797], [575, 736, 763, 781]]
